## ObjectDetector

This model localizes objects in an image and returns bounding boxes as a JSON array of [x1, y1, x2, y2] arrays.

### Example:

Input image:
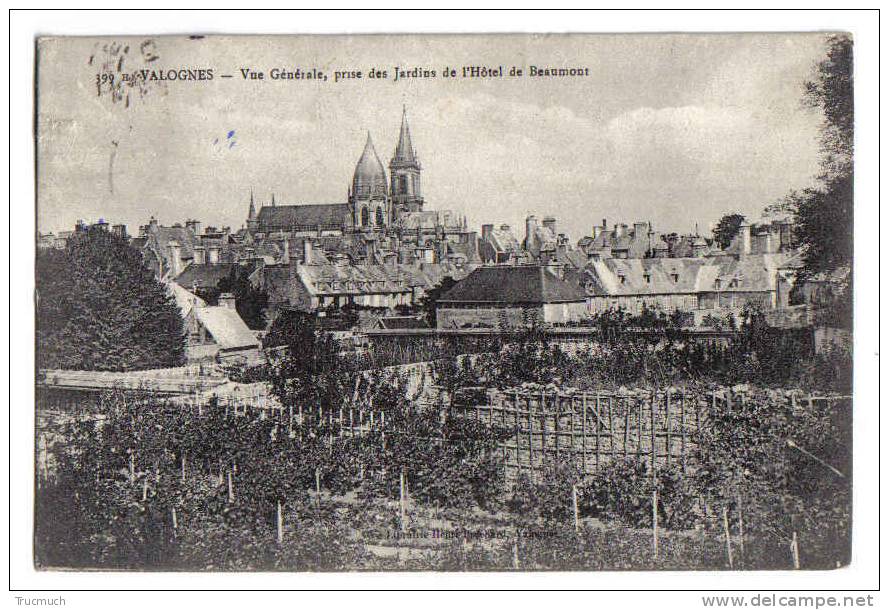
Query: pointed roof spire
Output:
[[353, 131, 388, 196], [271, 192, 276, 207], [248, 188, 256, 220], [392, 106, 417, 165]]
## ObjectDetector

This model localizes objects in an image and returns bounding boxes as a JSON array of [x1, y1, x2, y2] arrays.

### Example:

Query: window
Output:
[[361, 207, 369, 227], [643, 273, 651, 283], [671, 273, 679, 283], [376, 207, 385, 227], [714, 279, 722, 290], [619, 274, 626, 284]]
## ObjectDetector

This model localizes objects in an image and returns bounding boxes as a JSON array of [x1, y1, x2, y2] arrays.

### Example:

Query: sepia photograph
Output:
[[15, 10, 876, 597]]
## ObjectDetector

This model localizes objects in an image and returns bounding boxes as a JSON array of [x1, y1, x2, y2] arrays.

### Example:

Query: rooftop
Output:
[[439, 265, 586, 305]]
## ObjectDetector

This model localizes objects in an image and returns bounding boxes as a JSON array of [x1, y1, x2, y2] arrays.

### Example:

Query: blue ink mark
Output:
[[227, 130, 235, 139]]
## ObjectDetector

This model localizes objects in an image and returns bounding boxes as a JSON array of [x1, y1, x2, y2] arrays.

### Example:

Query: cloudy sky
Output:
[[37, 33, 830, 239]]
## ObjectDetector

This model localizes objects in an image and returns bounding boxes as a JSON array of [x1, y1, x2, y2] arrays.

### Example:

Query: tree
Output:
[[263, 308, 355, 409], [712, 213, 746, 250], [418, 276, 458, 327], [795, 34, 854, 277], [36, 227, 186, 371], [215, 266, 268, 330]]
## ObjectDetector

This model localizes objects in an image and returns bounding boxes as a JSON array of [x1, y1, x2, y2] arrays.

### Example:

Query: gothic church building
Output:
[[246, 108, 440, 237]]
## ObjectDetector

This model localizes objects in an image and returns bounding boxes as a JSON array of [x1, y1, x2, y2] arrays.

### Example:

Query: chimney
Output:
[[218, 292, 236, 310], [615, 223, 628, 238], [149, 217, 159, 233], [167, 241, 182, 277], [282, 238, 290, 263], [193, 245, 206, 265], [525, 215, 538, 247], [208, 245, 221, 264], [763, 230, 774, 254], [303, 239, 313, 265], [592, 225, 602, 239], [633, 221, 648, 236], [185, 219, 202, 236], [739, 223, 752, 255], [542, 216, 557, 235], [112, 224, 128, 239], [481, 224, 494, 242]]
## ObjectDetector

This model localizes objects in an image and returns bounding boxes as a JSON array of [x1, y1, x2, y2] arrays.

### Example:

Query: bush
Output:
[[580, 459, 697, 530]]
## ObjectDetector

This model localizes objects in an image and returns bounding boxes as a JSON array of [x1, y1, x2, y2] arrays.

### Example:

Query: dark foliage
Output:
[[418, 276, 458, 328], [36, 227, 186, 371], [712, 213, 746, 250], [796, 35, 853, 279], [438, 304, 850, 393]]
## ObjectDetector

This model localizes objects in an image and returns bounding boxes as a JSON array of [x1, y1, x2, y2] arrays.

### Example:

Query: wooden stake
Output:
[[791, 531, 800, 569], [171, 507, 178, 536], [276, 500, 284, 545], [512, 536, 520, 570], [572, 484, 580, 533], [652, 489, 659, 559], [181, 452, 186, 483], [315, 467, 321, 510], [129, 453, 135, 483], [737, 493, 745, 566], [142, 479, 148, 501], [723, 505, 734, 569], [580, 395, 588, 473], [650, 396, 657, 481], [400, 468, 407, 532], [227, 470, 234, 503]]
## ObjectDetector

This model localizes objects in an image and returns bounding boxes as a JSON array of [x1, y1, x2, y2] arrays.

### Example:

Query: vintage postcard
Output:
[[34, 32, 853, 574]]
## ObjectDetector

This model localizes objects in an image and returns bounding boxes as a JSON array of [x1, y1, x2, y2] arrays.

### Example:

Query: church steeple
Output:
[[393, 105, 417, 164], [389, 106, 423, 215], [246, 188, 259, 232]]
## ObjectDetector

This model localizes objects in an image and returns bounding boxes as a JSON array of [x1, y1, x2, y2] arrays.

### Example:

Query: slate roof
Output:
[[257, 203, 352, 231], [395, 210, 463, 230], [168, 282, 206, 317], [582, 254, 791, 297], [193, 306, 259, 351], [173, 263, 237, 289], [488, 227, 521, 253], [152, 226, 196, 259], [439, 266, 586, 305]]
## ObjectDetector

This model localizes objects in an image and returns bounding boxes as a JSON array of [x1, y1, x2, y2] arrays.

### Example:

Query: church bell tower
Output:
[[389, 106, 424, 217]]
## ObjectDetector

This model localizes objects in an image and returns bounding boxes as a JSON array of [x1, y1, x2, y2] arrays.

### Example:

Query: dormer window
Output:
[[671, 273, 679, 283], [619, 274, 626, 285], [714, 279, 722, 290], [643, 273, 651, 284]]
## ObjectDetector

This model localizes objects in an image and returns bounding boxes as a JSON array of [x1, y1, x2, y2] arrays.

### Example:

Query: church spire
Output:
[[248, 188, 256, 221], [246, 187, 259, 233], [389, 106, 423, 215], [393, 105, 417, 164]]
